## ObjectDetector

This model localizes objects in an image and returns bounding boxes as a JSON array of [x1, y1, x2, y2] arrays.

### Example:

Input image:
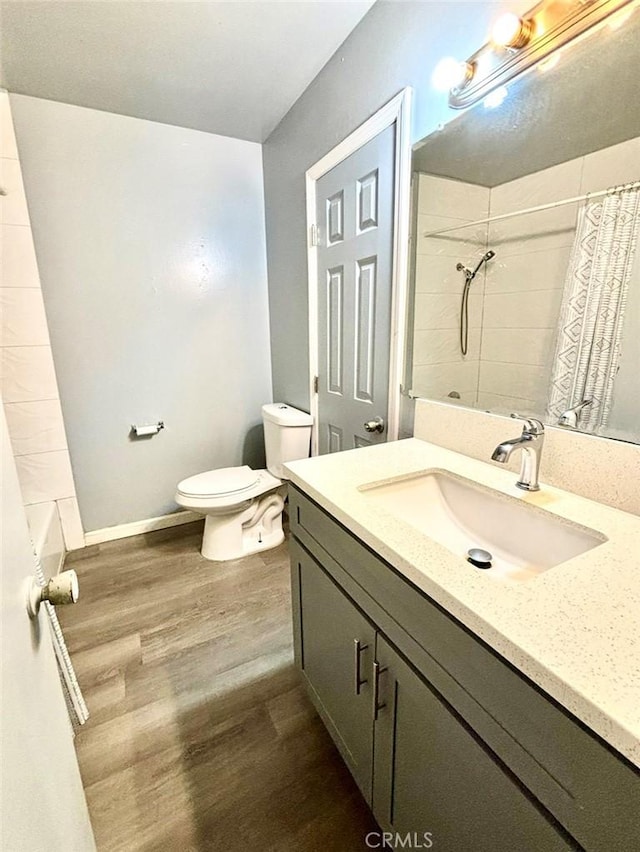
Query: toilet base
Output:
[[200, 489, 285, 561]]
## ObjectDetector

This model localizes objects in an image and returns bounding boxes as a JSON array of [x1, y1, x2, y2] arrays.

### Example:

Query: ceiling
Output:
[[0, 0, 375, 142], [412, 13, 640, 186]]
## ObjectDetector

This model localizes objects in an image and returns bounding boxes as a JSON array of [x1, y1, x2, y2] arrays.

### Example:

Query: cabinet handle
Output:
[[353, 639, 369, 695], [373, 660, 388, 720]]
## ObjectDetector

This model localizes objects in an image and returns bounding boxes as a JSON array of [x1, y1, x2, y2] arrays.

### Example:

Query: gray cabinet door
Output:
[[296, 546, 376, 801], [372, 634, 574, 852]]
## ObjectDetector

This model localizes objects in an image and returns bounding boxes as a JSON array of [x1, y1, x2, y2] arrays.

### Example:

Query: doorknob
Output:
[[363, 416, 385, 434], [27, 569, 79, 618]]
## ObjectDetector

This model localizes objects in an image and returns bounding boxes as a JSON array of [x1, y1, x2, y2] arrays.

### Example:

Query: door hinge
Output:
[[309, 223, 319, 247], [313, 375, 319, 394]]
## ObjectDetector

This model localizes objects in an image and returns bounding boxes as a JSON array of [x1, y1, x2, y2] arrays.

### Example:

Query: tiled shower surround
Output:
[[411, 135, 640, 416], [0, 91, 84, 548]]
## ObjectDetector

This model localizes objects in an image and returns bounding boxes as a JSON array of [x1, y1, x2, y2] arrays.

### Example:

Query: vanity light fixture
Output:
[[431, 57, 474, 92], [491, 13, 534, 48], [440, 0, 637, 109]]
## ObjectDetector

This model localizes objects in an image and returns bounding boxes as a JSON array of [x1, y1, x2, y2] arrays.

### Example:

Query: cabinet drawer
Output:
[[290, 485, 640, 852]]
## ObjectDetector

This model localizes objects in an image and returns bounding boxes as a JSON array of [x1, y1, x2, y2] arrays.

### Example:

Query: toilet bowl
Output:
[[175, 404, 312, 561]]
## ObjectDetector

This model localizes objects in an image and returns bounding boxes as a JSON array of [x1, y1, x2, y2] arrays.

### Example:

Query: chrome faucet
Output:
[[558, 399, 591, 428], [491, 416, 545, 492]]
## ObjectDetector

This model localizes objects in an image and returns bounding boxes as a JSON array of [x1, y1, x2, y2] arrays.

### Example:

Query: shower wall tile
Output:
[[416, 214, 487, 257], [415, 253, 470, 294], [413, 327, 481, 365], [476, 390, 537, 417], [1, 224, 41, 287], [481, 327, 556, 367], [489, 205, 578, 257], [413, 360, 480, 399], [411, 174, 490, 405], [414, 292, 482, 331], [15, 450, 76, 504], [484, 246, 571, 294], [479, 360, 548, 403], [4, 399, 68, 455], [0, 287, 51, 345], [418, 173, 489, 219], [0, 345, 59, 401], [0, 157, 30, 225], [579, 137, 640, 194], [0, 93, 18, 159], [483, 289, 563, 330], [0, 92, 84, 544], [481, 157, 581, 416], [490, 158, 583, 214], [56, 497, 86, 551]]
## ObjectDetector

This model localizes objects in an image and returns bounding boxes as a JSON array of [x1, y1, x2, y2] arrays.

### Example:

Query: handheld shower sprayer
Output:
[[458, 250, 495, 356]]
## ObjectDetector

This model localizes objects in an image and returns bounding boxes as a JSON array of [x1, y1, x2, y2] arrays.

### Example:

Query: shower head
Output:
[[456, 250, 495, 281], [470, 249, 496, 278]]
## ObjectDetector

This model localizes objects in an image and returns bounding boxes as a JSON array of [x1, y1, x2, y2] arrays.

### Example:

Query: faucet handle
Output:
[[510, 413, 545, 435]]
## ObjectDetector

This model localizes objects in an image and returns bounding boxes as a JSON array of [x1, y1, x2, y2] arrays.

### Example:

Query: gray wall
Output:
[[263, 0, 530, 410], [11, 95, 272, 531]]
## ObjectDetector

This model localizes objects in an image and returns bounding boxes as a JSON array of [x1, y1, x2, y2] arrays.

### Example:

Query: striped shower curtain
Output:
[[546, 185, 640, 432]]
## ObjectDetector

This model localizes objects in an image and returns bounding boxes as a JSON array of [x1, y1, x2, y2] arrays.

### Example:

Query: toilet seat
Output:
[[177, 465, 259, 499], [175, 467, 282, 512]]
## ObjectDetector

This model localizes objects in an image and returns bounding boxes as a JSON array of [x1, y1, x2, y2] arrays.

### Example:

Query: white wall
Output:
[[9, 96, 272, 533], [0, 91, 84, 548]]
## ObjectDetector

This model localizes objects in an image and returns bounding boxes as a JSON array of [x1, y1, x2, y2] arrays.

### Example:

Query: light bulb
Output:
[[491, 13, 533, 48], [483, 86, 508, 109], [431, 57, 474, 92]]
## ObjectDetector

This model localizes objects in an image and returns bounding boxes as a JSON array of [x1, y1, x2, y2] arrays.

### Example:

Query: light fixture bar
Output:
[[449, 0, 637, 109]]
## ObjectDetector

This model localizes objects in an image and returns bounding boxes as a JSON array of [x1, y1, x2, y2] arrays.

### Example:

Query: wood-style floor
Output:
[[61, 521, 378, 852]]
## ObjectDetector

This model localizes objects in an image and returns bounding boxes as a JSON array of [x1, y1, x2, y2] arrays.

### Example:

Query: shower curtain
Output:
[[546, 185, 640, 432]]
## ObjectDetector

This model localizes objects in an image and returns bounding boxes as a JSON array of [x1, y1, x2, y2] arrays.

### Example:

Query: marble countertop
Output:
[[285, 438, 640, 768]]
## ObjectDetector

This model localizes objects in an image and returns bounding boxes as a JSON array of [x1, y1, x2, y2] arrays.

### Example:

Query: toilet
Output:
[[175, 404, 313, 561]]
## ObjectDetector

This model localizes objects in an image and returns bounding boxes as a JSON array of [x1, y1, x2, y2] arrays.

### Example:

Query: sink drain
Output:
[[467, 548, 493, 569]]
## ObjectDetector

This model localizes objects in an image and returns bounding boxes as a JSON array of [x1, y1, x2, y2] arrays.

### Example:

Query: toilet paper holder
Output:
[[131, 421, 165, 437]]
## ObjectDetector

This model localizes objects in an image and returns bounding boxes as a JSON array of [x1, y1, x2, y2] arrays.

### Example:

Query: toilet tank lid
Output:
[[262, 403, 313, 427]]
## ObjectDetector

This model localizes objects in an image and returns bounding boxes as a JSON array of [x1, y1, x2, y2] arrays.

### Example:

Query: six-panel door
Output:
[[316, 123, 395, 453], [295, 545, 376, 801], [372, 634, 574, 851]]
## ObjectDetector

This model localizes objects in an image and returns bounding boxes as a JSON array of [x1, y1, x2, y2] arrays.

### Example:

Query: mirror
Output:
[[407, 14, 640, 444]]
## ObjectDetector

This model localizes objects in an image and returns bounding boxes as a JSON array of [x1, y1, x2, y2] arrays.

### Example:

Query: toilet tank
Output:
[[262, 404, 313, 479]]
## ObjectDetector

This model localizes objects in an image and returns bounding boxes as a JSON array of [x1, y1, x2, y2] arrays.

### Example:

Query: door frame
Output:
[[305, 87, 413, 456]]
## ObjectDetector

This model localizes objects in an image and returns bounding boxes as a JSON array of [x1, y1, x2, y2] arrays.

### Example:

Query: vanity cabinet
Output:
[[372, 633, 571, 851], [297, 547, 375, 798], [293, 541, 571, 851], [289, 485, 640, 852]]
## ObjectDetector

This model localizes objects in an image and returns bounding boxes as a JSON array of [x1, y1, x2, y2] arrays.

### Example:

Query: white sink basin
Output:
[[359, 469, 606, 582]]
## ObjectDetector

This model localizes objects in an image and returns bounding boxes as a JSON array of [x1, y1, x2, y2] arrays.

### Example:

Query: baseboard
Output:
[[84, 510, 202, 546]]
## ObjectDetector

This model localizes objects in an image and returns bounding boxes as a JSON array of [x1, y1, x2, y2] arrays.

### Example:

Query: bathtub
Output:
[[25, 502, 65, 581]]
